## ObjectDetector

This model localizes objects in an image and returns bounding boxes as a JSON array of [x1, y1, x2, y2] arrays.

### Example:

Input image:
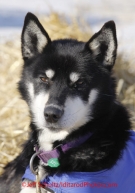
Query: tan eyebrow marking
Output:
[[45, 69, 55, 79], [69, 72, 80, 83]]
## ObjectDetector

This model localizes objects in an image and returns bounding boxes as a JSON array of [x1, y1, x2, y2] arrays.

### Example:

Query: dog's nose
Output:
[[44, 106, 64, 123]]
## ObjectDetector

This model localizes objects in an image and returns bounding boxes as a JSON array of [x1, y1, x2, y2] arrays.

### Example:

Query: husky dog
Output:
[[0, 13, 134, 193]]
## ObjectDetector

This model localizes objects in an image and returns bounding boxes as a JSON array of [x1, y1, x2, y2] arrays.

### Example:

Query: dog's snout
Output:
[[44, 106, 64, 123]]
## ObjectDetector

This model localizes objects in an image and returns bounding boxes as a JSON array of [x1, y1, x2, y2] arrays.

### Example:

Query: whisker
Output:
[[70, 108, 82, 116]]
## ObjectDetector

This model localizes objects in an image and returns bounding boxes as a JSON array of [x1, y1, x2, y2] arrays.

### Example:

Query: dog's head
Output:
[[19, 13, 117, 134]]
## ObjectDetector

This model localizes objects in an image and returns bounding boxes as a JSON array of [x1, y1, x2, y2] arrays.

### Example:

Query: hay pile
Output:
[[0, 13, 135, 174]]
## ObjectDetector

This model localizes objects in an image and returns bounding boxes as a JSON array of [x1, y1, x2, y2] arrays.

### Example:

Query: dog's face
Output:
[[19, 13, 117, 134]]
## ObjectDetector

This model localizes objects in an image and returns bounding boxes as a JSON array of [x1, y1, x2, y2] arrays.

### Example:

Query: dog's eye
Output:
[[75, 80, 84, 87], [73, 80, 84, 89], [40, 77, 49, 84], [77, 81, 83, 85]]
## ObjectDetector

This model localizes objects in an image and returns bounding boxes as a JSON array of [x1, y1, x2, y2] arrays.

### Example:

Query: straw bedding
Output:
[[0, 13, 135, 174]]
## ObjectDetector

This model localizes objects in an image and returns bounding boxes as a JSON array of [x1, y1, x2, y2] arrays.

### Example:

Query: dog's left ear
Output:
[[21, 12, 51, 60], [87, 21, 117, 70]]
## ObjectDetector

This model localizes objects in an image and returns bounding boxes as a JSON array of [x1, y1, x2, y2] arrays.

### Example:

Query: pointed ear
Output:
[[21, 12, 51, 60], [87, 21, 117, 70]]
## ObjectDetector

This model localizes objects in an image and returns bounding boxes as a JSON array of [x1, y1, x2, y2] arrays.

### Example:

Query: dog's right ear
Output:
[[21, 12, 51, 60]]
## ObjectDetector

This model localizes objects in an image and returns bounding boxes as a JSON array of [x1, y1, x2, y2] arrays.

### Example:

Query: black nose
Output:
[[44, 106, 64, 123]]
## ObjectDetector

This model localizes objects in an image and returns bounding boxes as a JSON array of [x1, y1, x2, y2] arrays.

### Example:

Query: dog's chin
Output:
[[45, 124, 61, 131], [44, 123, 75, 132]]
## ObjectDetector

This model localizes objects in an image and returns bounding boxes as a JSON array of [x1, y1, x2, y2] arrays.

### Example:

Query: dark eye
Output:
[[77, 80, 84, 85], [72, 80, 84, 89], [40, 77, 49, 84]]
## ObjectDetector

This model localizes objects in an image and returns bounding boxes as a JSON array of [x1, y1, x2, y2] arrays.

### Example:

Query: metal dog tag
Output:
[[48, 158, 60, 168], [36, 172, 55, 193], [36, 173, 41, 193], [42, 187, 55, 193]]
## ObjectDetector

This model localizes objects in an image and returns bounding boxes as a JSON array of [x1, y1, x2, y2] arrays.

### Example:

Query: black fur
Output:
[[0, 13, 131, 193]]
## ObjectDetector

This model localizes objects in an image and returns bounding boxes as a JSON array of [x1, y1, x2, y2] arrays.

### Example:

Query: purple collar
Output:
[[35, 132, 93, 164], [30, 132, 93, 174]]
